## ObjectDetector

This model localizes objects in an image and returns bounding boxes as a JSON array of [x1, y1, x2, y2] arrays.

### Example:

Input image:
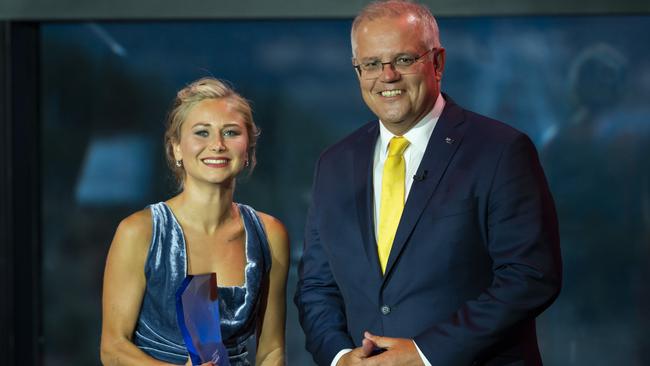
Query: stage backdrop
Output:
[[41, 16, 649, 365]]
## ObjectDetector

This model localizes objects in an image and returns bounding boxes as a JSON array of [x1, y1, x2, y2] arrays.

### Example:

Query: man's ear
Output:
[[434, 48, 446, 80]]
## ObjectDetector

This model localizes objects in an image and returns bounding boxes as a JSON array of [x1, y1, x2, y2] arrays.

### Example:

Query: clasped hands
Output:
[[338, 332, 424, 366]]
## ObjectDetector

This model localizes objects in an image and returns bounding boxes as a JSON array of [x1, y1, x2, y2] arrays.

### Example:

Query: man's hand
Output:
[[360, 332, 424, 366], [337, 337, 377, 365]]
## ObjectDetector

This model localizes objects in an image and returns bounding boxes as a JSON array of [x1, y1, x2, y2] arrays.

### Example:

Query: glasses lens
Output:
[[361, 69, 382, 79], [359, 61, 380, 79], [356, 50, 432, 79], [395, 55, 416, 67]]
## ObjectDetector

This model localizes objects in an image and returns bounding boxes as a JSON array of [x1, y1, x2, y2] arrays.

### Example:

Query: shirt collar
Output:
[[378, 92, 446, 157]]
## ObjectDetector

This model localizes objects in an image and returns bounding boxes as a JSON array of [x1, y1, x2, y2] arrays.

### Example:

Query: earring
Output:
[[175, 160, 183, 168], [244, 159, 250, 168]]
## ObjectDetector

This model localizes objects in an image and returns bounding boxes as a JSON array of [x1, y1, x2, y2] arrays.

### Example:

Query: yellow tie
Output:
[[377, 136, 410, 274]]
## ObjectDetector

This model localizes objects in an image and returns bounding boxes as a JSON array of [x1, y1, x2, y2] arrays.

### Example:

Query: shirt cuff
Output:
[[413, 340, 431, 366], [331, 348, 352, 366]]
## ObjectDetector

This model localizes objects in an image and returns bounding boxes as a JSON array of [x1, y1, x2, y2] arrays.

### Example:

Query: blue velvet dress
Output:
[[133, 202, 271, 365]]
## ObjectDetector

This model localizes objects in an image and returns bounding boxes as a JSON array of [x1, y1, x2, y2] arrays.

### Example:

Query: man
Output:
[[294, 1, 562, 365]]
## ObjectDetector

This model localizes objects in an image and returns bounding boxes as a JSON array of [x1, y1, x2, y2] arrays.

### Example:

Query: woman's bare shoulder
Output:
[[112, 208, 153, 252], [255, 211, 289, 257]]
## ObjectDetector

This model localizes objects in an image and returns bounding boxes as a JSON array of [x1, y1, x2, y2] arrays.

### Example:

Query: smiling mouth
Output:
[[202, 158, 229, 165], [379, 89, 403, 97]]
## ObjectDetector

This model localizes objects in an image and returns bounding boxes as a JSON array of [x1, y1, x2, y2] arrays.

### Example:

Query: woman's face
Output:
[[173, 98, 249, 187]]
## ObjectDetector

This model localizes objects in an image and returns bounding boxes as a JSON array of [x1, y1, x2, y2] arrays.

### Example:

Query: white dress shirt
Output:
[[331, 93, 445, 366]]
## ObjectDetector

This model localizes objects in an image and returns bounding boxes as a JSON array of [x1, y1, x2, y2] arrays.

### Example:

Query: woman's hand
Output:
[[184, 357, 214, 366]]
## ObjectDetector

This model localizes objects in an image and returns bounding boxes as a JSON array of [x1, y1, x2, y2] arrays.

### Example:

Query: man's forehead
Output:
[[354, 17, 424, 44], [356, 14, 421, 35]]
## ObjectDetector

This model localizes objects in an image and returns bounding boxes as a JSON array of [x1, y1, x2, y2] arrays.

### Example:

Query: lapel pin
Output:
[[444, 137, 455, 145]]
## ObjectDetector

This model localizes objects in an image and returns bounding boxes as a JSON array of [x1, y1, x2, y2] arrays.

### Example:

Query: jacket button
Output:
[[380, 305, 391, 315]]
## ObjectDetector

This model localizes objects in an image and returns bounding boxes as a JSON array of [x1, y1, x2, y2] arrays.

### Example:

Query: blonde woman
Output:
[[101, 78, 288, 366]]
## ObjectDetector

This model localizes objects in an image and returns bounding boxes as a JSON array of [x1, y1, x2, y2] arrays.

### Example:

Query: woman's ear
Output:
[[172, 141, 182, 161]]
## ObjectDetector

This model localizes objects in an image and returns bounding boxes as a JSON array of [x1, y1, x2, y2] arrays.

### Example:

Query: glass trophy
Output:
[[176, 273, 230, 366]]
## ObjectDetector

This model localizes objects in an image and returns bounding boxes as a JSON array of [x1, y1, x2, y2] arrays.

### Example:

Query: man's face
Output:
[[352, 15, 444, 135]]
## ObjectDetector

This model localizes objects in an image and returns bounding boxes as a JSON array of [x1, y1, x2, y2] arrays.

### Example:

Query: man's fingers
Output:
[[364, 331, 391, 348], [361, 337, 376, 356], [349, 346, 367, 357]]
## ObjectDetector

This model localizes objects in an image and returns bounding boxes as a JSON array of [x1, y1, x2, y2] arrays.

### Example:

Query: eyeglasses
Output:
[[353, 48, 437, 80]]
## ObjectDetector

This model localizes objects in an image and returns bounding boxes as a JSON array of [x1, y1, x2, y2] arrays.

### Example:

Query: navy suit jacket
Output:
[[295, 96, 562, 366]]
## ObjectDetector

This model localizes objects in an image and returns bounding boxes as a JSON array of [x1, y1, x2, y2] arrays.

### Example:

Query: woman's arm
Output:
[[255, 214, 290, 366], [100, 210, 179, 366]]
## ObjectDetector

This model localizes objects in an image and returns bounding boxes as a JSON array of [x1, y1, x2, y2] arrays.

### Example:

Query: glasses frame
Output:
[[353, 48, 438, 79]]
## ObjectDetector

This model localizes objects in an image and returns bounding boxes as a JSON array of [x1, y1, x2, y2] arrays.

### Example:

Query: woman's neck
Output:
[[169, 179, 237, 234]]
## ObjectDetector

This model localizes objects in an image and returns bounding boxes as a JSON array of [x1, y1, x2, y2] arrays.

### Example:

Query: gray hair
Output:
[[351, 0, 441, 56]]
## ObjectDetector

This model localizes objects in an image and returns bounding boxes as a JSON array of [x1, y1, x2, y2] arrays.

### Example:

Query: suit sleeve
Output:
[[413, 133, 562, 365], [294, 156, 355, 366]]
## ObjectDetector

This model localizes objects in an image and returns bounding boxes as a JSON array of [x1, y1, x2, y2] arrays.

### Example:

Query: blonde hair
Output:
[[164, 77, 260, 188]]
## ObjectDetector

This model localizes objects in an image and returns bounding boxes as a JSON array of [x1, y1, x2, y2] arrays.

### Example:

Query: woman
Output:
[[101, 77, 289, 366]]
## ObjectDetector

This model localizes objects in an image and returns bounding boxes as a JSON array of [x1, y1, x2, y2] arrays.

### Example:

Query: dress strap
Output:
[[238, 204, 272, 274]]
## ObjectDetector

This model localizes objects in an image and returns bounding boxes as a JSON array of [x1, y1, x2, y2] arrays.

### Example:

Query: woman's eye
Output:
[[223, 129, 241, 137], [194, 130, 209, 137]]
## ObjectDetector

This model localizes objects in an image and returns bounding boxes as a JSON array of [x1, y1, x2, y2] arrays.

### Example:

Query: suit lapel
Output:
[[352, 123, 383, 278], [383, 97, 467, 279]]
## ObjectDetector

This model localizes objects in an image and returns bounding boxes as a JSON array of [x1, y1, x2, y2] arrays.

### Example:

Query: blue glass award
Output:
[[175, 273, 230, 366]]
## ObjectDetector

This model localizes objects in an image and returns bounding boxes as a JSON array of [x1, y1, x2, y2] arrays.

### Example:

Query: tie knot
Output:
[[387, 136, 410, 157]]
